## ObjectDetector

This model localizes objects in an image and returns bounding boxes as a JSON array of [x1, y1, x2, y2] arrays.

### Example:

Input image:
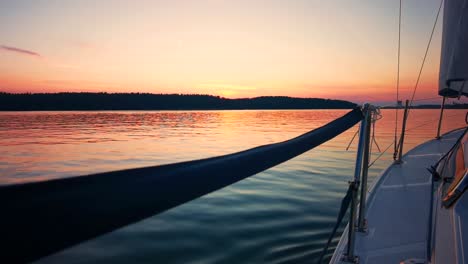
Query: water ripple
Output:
[[0, 109, 466, 263]]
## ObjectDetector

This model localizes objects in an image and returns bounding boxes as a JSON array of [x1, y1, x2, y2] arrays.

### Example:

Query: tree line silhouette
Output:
[[0, 92, 358, 110]]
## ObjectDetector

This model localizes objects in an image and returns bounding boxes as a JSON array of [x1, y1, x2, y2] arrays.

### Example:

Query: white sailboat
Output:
[[330, 0, 468, 263], [0, 1, 466, 264]]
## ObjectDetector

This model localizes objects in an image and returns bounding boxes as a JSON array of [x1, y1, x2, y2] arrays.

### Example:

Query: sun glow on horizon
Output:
[[0, 0, 453, 104]]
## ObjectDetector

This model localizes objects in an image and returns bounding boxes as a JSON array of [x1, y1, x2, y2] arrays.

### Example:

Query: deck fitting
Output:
[[341, 254, 359, 264], [357, 219, 368, 233]]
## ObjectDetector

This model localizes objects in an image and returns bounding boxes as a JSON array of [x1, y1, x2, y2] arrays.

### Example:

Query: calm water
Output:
[[1, 109, 466, 263]]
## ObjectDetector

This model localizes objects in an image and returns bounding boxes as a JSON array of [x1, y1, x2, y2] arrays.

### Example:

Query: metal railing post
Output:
[[357, 108, 372, 232], [396, 100, 409, 164], [436, 96, 446, 139], [345, 104, 369, 262]]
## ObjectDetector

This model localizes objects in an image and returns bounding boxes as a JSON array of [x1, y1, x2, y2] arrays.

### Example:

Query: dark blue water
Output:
[[0, 109, 465, 263]]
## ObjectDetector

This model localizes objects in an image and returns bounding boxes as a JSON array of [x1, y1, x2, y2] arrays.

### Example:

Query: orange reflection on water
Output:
[[0, 109, 466, 185]]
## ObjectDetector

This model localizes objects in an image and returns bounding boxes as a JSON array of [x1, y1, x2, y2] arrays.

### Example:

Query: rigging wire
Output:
[[368, 110, 463, 168], [372, 123, 382, 152], [407, 0, 444, 112], [368, 141, 394, 168], [394, 0, 402, 158], [346, 127, 360, 151], [405, 119, 441, 132], [369, 108, 383, 159], [391, 0, 443, 160], [405, 112, 467, 132]]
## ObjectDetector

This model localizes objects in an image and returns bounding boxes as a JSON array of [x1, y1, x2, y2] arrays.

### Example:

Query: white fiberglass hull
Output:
[[330, 128, 467, 264]]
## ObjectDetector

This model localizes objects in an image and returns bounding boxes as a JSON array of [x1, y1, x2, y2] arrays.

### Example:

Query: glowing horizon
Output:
[[0, 0, 454, 105]]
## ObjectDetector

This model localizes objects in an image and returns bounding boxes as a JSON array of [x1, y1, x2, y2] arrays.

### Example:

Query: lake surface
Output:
[[1, 109, 466, 263]]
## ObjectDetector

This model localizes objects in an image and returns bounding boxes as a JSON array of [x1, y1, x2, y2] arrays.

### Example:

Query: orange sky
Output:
[[0, 0, 456, 104]]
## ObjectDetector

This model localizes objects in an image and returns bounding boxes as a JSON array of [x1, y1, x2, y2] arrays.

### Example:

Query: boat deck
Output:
[[331, 129, 465, 264]]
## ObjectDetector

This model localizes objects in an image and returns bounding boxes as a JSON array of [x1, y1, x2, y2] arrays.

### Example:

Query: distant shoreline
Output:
[[1, 92, 466, 111], [382, 104, 468, 109], [0, 92, 357, 111]]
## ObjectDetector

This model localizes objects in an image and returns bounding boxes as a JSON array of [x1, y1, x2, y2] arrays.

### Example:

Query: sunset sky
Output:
[[0, 0, 459, 104]]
